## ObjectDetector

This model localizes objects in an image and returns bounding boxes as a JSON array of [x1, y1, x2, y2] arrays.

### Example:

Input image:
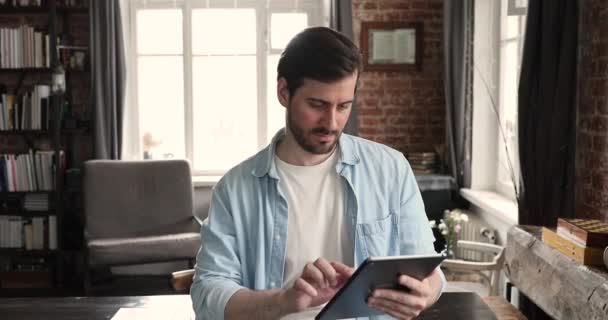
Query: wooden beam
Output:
[[505, 225, 608, 320]]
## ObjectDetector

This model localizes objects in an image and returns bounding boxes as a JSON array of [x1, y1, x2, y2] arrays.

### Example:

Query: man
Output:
[[191, 27, 444, 320]]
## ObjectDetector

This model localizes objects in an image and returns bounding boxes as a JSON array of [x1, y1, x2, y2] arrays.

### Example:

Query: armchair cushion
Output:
[[88, 232, 201, 267]]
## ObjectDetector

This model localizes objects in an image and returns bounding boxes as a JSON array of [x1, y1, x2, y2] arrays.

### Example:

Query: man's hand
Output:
[[366, 267, 442, 320], [279, 258, 354, 315]]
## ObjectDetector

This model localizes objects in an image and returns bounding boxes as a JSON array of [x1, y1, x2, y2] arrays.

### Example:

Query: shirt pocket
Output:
[[356, 212, 399, 258]]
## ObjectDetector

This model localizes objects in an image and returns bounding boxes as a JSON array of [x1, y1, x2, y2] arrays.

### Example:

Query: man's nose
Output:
[[320, 107, 338, 130]]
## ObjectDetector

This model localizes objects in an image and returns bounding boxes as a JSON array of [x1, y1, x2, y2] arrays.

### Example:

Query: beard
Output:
[[286, 106, 342, 155]]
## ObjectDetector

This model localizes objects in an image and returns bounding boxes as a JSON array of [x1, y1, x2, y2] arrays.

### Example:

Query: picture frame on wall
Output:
[[360, 22, 423, 72]]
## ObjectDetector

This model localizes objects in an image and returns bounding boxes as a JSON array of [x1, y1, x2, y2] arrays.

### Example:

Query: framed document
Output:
[[360, 22, 423, 71]]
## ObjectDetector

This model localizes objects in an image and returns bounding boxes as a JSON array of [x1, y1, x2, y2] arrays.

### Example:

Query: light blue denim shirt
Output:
[[191, 130, 443, 319]]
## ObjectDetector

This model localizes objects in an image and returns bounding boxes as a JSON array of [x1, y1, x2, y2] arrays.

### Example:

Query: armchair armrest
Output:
[[171, 269, 195, 291]]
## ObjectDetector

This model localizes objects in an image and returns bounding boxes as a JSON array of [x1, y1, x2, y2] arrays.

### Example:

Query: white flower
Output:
[[460, 214, 469, 222], [142, 131, 162, 151], [438, 223, 447, 230], [441, 230, 448, 235], [429, 220, 437, 228]]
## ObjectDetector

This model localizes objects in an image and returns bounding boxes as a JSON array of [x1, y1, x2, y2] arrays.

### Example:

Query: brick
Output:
[[353, 0, 445, 159], [363, 2, 377, 10], [591, 171, 608, 192]]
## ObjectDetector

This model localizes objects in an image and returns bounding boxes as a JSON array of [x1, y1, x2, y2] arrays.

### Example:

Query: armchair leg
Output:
[[506, 281, 513, 302]]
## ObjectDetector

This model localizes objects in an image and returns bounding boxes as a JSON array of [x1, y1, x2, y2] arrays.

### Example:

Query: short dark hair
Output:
[[277, 26, 362, 97]]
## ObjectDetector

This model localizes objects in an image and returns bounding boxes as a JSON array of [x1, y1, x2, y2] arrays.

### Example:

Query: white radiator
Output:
[[456, 211, 497, 261]]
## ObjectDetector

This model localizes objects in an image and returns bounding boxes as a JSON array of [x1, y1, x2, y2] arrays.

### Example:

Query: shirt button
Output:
[[270, 281, 276, 287], [275, 235, 281, 240]]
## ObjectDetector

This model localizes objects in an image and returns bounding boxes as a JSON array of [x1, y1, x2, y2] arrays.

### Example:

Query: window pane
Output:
[[271, 13, 308, 50], [138, 57, 185, 159], [503, 41, 519, 125], [505, 15, 520, 39], [192, 9, 256, 55], [193, 56, 257, 172], [137, 9, 183, 54], [267, 54, 285, 141], [498, 39, 520, 187]]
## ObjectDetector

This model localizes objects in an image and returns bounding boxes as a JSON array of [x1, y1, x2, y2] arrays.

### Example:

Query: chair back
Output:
[[83, 160, 198, 240], [442, 240, 506, 296]]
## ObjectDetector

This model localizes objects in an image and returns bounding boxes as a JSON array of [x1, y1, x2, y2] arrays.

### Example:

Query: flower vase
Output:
[[442, 240, 457, 259]]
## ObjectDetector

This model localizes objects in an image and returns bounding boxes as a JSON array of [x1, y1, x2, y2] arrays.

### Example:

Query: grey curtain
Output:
[[518, 0, 577, 227], [443, 0, 473, 187], [90, 0, 126, 159], [517, 0, 578, 318], [330, 0, 358, 136]]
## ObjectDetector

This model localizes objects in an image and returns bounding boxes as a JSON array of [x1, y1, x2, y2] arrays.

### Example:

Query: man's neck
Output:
[[275, 130, 336, 166]]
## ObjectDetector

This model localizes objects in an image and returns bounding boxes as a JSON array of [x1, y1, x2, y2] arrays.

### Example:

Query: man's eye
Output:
[[339, 104, 352, 111]]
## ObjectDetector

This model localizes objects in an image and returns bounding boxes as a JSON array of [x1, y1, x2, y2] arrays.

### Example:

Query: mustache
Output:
[[311, 128, 339, 135]]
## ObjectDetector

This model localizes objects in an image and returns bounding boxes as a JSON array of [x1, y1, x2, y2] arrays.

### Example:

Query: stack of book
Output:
[[407, 152, 437, 174], [541, 218, 608, 266]]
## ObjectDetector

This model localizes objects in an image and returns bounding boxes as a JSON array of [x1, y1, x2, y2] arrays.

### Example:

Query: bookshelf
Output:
[[0, 0, 89, 295]]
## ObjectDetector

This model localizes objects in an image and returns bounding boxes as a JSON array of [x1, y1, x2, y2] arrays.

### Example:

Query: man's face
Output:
[[278, 73, 358, 155]]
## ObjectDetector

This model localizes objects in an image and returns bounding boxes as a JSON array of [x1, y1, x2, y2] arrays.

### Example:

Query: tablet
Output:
[[315, 254, 445, 320]]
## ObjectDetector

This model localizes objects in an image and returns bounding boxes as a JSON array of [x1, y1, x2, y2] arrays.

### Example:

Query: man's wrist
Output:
[[275, 289, 292, 318], [429, 270, 444, 305]]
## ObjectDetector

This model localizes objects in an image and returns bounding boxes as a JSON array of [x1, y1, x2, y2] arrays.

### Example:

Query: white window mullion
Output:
[[184, 3, 194, 165], [129, 4, 142, 159], [257, 3, 268, 149]]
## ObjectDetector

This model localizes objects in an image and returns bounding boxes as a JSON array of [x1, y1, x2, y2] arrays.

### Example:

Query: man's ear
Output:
[[277, 77, 290, 108]]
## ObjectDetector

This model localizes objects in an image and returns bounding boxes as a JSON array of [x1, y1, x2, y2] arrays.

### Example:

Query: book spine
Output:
[[541, 228, 604, 266], [48, 215, 56, 250], [556, 226, 587, 247], [557, 218, 608, 247], [556, 219, 589, 243]]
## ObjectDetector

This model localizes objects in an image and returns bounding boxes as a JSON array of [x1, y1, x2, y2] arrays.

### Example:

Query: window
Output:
[[496, 0, 527, 198], [129, 0, 326, 176]]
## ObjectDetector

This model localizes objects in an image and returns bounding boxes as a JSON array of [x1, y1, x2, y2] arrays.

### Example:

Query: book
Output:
[[556, 218, 608, 248], [541, 227, 605, 266]]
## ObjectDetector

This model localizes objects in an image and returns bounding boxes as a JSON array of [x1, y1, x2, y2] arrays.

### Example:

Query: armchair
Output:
[[83, 160, 201, 290]]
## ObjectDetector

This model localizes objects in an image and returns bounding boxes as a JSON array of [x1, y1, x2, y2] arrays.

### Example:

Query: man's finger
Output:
[[294, 278, 318, 297], [314, 258, 338, 287], [371, 288, 417, 308], [397, 274, 426, 296], [369, 296, 418, 319], [330, 261, 355, 277], [302, 262, 326, 289]]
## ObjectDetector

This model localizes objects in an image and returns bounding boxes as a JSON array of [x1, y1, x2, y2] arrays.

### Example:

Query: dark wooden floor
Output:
[[87, 274, 180, 296]]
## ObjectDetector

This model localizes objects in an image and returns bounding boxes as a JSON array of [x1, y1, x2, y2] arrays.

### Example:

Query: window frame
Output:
[[128, 0, 324, 176]]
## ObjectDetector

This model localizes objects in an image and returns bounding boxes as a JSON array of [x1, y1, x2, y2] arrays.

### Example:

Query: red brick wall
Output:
[[352, 0, 445, 154], [576, 0, 608, 221]]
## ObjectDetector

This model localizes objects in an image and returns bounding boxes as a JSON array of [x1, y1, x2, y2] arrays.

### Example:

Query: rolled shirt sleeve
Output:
[[190, 182, 244, 320]]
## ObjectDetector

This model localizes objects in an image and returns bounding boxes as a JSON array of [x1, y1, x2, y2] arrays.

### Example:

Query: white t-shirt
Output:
[[275, 148, 354, 319]]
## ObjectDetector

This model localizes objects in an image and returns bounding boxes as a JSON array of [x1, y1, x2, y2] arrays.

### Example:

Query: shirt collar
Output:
[[251, 128, 360, 178]]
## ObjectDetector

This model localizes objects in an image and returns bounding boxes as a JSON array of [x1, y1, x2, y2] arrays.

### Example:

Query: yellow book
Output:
[[541, 227, 604, 266]]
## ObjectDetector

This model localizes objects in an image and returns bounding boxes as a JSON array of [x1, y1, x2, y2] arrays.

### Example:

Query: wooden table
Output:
[[0, 292, 524, 320], [483, 296, 527, 320]]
